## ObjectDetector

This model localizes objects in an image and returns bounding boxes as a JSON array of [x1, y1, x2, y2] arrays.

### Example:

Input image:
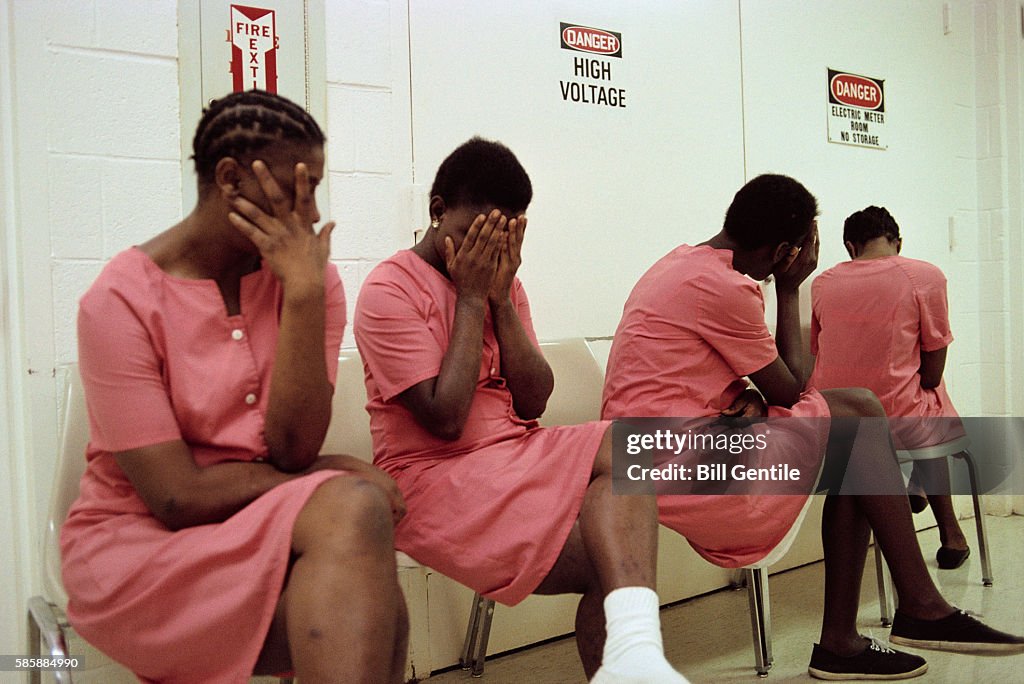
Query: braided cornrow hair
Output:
[[192, 89, 325, 187], [843, 206, 901, 245]]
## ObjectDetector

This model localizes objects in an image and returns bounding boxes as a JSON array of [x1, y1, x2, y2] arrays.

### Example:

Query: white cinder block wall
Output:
[[324, 0, 414, 348], [964, 0, 1024, 515], [2, 0, 1021, 666]]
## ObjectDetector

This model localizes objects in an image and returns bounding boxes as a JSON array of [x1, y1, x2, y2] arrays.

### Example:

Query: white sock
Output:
[[589, 587, 690, 684]]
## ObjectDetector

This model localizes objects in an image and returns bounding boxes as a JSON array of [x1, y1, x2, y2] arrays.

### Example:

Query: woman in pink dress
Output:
[[809, 206, 969, 568], [60, 90, 407, 684], [355, 138, 686, 683], [602, 176, 1024, 680]]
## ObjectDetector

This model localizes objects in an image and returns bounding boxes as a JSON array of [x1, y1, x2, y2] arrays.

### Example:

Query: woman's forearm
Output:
[[264, 283, 333, 471]]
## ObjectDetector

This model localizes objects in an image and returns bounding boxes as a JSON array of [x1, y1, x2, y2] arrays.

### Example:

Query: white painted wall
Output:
[[324, 0, 414, 347], [739, 0, 979, 402], [2, 0, 1020, 670], [1, 0, 34, 672], [409, 1, 746, 338]]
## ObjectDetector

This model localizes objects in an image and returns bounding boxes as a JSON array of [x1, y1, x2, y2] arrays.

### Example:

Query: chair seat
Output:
[[395, 551, 421, 569], [895, 435, 971, 462]]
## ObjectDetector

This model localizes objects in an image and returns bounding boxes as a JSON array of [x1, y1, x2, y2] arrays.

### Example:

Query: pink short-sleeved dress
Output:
[[602, 245, 830, 568], [354, 250, 608, 606], [809, 255, 964, 448], [60, 247, 347, 684]]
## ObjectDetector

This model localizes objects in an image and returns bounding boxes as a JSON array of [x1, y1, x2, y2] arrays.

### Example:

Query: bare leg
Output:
[[272, 475, 403, 684], [819, 390, 954, 638], [818, 494, 872, 654], [389, 591, 410, 684], [534, 428, 661, 679], [535, 524, 605, 677], [913, 459, 968, 552], [254, 597, 291, 676], [580, 430, 659, 593]]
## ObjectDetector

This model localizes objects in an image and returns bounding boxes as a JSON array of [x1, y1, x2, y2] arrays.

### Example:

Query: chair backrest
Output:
[[538, 338, 605, 426], [320, 349, 374, 461], [319, 340, 605, 462], [44, 365, 90, 606]]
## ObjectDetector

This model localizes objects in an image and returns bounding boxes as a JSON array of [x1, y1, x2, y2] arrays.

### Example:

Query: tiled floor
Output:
[[425, 515, 1024, 683]]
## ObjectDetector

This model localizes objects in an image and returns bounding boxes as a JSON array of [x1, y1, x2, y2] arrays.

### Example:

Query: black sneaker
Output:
[[808, 637, 928, 680], [890, 609, 1024, 654]]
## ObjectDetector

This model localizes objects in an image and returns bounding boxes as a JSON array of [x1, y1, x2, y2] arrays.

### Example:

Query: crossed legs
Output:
[[534, 427, 663, 678], [255, 475, 408, 684], [817, 389, 954, 655]]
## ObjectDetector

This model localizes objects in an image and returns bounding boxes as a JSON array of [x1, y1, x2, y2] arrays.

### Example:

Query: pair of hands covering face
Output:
[[443, 209, 527, 306]]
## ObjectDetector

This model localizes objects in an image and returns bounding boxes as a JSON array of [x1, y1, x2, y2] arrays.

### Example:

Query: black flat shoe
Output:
[[936, 546, 970, 570], [890, 608, 1024, 654]]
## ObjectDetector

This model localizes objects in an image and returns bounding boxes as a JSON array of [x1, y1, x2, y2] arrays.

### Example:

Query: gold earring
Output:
[[431, 218, 440, 229]]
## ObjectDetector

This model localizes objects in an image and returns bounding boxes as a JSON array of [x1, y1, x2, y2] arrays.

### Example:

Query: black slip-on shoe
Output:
[[908, 494, 929, 514], [936, 545, 970, 570], [890, 609, 1024, 654], [808, 638, 928, 680]]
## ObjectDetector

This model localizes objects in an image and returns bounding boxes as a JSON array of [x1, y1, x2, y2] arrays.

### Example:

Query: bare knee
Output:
[[822, 387, 885, 418], [293, 476, 394, 555]]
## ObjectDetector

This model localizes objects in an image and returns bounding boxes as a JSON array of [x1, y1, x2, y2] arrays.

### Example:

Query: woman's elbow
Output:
[[269, 444, 320, 473], [515, 399, 547, 422], [151, 495, 199, 531], [408, 402, 469, 441], [429, 419, 465, 442], [266, 427, 327, 472]]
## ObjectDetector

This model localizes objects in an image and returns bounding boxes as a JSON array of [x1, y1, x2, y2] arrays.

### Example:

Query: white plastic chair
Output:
[[321, 350, 422, 575], [26, 365, 90, 684], [26, 365, 300, 683], [459, 338, 785, 678], [460, 337, 606, 676], [873, 436, 992, 625]]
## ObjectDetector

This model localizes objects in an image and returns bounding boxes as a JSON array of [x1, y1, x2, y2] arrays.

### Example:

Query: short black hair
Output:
[[843, 206, 901, 245], [191, 89, 325, 187], [430, 137, 532, 213], [723, 174, 819, 250]]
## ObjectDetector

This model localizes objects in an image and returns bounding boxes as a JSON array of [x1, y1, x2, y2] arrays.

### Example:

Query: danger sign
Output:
[[230, 5, 278, 93], [827, 68, 886, 150], [558, 21, 627, 109]]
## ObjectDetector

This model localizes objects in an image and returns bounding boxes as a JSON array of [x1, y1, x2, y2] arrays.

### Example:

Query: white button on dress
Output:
[[244, 393, 257, 405]]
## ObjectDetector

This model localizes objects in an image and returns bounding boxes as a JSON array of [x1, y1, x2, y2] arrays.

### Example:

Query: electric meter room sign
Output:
[[827, 68, 887, 150]]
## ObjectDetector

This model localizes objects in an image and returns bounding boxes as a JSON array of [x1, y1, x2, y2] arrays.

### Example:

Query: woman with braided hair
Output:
[[60, 89, 407, 684]]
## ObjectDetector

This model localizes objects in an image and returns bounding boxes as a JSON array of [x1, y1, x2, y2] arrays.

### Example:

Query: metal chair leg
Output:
[[874, 540, 895, 627], [460, 593, 481, 670], [460, 592, 495, 677], [745, 567, 773, 677], [960, 450, 993, 586], [27, 596, 74, 684]]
